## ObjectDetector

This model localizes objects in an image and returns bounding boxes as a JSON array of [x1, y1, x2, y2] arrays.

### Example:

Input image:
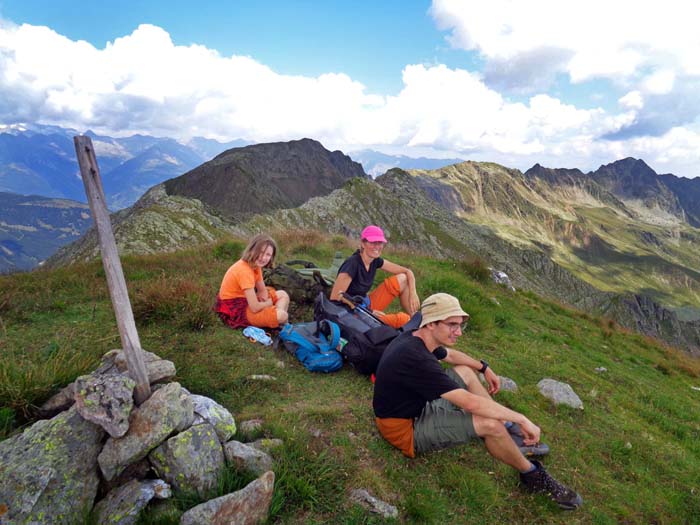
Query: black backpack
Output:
[[314, 293, 421, 375]]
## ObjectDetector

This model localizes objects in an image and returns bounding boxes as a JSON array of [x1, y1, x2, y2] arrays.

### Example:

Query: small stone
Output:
[[350, 489, 398, 519], [595, 367, 608, 373], [498, 376, 518, 392], [223, 441, 273, 475], [249, 438, 284, 453], [239, 419, 264, 433], [624, 442, 632, 449], [249, 374, 277, 381], [537, 378, 584, 410]]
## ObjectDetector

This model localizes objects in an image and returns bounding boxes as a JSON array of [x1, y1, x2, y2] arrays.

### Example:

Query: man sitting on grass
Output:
[[372, 293, 582, 510]]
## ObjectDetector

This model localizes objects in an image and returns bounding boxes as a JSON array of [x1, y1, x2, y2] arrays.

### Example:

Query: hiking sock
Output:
[[519, 462, 538, 474]]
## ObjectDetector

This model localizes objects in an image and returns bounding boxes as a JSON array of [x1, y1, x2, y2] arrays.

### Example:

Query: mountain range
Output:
[[43, 137, 700, 354], [0, 124, 247, 209], [0, 126, 465, 273]]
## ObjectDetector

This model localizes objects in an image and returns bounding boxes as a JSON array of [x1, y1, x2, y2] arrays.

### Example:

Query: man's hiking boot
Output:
[[520, 460, 583, 510], [507, 423, 550, 457]]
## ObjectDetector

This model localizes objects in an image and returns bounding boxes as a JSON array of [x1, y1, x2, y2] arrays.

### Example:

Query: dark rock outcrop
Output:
[[164, 138, 367, 220]]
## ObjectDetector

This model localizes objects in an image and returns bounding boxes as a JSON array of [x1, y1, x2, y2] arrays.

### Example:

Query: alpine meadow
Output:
[[1, 135, 700, 523]]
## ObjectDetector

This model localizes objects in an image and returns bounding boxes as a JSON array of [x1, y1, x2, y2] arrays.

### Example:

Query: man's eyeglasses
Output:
[[439, 321, 467, 332]]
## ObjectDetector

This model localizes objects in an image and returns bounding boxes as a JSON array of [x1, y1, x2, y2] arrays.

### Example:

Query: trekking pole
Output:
[[337, 293, 357, 310], [338, 293, 386, 326]]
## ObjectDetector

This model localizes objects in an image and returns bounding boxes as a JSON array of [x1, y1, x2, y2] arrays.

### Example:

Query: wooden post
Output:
[[73, 135, 151, 405]]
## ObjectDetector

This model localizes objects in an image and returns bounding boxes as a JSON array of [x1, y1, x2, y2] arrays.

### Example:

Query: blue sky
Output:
[[1, 0, 699, 177]]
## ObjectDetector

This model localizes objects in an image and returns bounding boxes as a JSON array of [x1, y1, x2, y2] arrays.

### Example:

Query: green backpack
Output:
[[264, 251, 343, 304]]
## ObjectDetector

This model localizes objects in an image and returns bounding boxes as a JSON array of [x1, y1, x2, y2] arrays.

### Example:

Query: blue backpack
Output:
[[277, 320, 343, 373]]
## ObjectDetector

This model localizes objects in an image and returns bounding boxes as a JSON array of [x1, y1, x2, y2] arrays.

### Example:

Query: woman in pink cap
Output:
[[330, 225, 419, 328]]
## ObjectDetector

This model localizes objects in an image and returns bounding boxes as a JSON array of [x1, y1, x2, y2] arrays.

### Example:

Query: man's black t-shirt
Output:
[[337, 250, 384, 297], [373, 332, 460, 418]]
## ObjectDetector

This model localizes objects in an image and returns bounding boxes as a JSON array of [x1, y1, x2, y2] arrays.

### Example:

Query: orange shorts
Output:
[[245, 288, 281, 329], [368, 275, 410, 329]]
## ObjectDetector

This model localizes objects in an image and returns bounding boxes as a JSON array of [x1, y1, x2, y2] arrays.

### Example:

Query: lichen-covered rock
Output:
[[190, 394, 237, 442], [0, 406, 105, 524], [149, 423, 225, 497], [179, 471, 275, 525], [350, 488, 399, 519], [537, 378, 584, 409], [98, 382, 194, 481], [100, 458, 153, 495], [74, 373, 136, 438], [97, 349, 177, 385], [223, 441, 273, 476], [93, 479, 171, 525]]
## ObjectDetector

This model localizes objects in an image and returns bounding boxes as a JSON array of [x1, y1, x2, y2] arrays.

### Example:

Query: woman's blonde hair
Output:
[[241, 234, 277, 268]]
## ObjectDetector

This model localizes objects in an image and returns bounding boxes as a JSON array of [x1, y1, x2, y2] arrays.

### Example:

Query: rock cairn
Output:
[[0, 349, 275, 525]]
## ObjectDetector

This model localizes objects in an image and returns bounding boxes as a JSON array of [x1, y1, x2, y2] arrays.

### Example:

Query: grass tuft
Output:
[[132, 276, 216, 331]]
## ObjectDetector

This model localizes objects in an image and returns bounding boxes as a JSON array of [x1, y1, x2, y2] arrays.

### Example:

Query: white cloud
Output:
[[430, 0, 700, 83], [619, 91, 644, 110], [642, 69, 676, 95], [0, 20, 698, 177]]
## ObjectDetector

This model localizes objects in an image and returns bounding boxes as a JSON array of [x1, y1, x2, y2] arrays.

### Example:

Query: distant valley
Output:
[[0, 192, 92, 272]]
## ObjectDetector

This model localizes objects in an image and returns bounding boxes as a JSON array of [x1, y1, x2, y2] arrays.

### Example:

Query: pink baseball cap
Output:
[[361, 225, 387, 243]]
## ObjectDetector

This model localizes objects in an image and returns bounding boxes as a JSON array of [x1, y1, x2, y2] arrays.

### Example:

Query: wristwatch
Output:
[[478, 360, 489, 374]]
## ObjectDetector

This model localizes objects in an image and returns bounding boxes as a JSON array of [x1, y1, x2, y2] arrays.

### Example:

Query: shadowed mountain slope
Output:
[[164, 138, 367, 220], [0, 192, 92, 272]]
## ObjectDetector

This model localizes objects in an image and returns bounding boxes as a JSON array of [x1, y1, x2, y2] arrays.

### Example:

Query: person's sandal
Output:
[[242, 326, 273, 346]]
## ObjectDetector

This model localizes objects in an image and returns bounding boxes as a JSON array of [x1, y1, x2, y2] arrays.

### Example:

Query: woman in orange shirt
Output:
[[215, 234, 290, 329]]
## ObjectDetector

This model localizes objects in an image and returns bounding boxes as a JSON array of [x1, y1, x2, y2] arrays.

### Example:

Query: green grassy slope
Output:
[[407, 162, 700, 318], [1, 233, 699, 524]]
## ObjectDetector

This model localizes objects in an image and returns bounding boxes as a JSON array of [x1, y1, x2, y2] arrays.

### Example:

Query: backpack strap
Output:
[[319, 319, 341, 352]]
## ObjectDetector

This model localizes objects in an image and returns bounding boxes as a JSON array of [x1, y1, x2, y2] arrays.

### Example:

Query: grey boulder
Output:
[[0, 407, 105, 524], [537, 378, 584, 410], [180, 471, 275, 525], [149, 423, 225, 497], [98, 382, 194, 481]]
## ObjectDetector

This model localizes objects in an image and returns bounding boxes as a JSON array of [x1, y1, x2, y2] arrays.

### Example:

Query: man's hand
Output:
[[483, 367, 501, 395], [519, 418, 541, 446]]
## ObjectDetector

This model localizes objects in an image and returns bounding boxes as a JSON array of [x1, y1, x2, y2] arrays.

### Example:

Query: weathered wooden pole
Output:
[[74, 135, 151, 404]]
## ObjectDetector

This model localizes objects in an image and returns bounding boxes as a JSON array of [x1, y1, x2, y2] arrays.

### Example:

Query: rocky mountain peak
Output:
[[164, 138, 367, 220]]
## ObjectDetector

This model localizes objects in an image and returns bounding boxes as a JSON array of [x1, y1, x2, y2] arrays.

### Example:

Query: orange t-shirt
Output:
[[375, 417, 415, 458], [219, 259, 263, 300]]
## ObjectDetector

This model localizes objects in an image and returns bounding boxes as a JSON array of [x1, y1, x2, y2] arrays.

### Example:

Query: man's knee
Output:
[[453, 364, 478, 387], [473, 415, 508, 438]]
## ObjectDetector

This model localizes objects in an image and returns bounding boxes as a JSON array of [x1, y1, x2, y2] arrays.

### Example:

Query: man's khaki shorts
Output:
[[413, 368, 478, 454]]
